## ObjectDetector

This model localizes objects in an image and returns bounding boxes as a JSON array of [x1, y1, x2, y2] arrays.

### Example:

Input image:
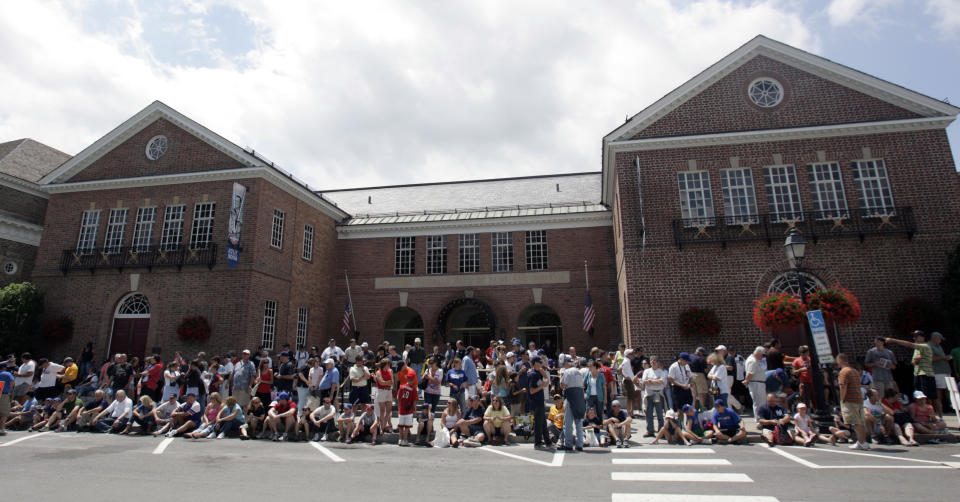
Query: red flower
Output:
[[177, 315, 211, 342], [679, 307, 722, 337], [753, 293, 805, 332]]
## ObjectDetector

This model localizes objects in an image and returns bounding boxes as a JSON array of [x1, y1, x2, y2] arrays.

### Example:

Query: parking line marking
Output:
[[612, 494, 778, 502], [611, 448, 716, 454], [310, 441, 346, 463], [612, 458, 730, 466], [477, 445, 563, 467], [0, 431, 52, 447], [612, 472, 753, 482], [761, 443, 819, 468], [763, 444, 953, 469], [152, 437, 174, 455], [781, 445, 947, 465]]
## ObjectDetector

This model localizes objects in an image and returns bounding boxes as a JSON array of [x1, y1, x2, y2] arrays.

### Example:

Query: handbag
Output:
[[418, 373, 429, 390]]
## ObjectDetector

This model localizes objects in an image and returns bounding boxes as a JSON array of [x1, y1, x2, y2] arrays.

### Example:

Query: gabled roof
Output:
[[39, 101, 349, 220], [0, 138, 70, 183], [321, 172, 602, 219]]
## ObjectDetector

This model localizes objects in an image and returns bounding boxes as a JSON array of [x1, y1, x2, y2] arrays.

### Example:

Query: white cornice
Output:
[[0, 213, 43, 246], [336, 211, 613, 239], [44, 167, 350, 221], [0, 172, 47, 198]]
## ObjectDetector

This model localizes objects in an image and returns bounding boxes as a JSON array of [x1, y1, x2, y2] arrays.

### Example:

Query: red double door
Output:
[[110, 318, 149, 360]]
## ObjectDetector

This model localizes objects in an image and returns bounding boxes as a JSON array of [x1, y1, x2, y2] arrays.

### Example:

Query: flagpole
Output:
[[584, 259, 590, 290], [344, 269, 358, 331]]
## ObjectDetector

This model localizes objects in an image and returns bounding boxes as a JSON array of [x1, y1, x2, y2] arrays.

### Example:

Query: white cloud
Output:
[[926, 0, 960, 39], [0, 0, 818, 190], [825, 0, 901, 29]]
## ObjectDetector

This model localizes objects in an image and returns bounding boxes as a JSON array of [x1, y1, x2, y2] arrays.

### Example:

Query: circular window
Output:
[[3, 261, 17, 275], [748, 78, 784, 108], [145, 135, 168, 160]]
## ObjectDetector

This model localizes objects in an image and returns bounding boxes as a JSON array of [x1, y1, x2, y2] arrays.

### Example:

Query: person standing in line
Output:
[[707, 352, 730, 407], [837, 353, 870, 450], [407, 338, 426, 380], [294, 345, 309, 370], [791, 346, 814, 408], [745, 346, 767, 420], [886, 331, 937, 412], [231, 350, 256, 409], [318, 359, 340, 406], [864, 337, 897, 396], [641, 356, 666, 437], [373, 358, 394, 434], [667, 353, 693, 411], [13, 353, 36, 405], [619, 349, 638, 419], [688, 347, 710, 410], [462, 347, 479, 399], [527, 356, 549, 449], [558, 359, 585, 451], [349, 357, 371, 406], [928, 332, 953, 416], [0, 361, 14, 435]]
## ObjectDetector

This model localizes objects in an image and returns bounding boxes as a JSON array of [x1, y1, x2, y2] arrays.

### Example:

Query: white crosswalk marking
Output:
[[611, 447, 716, 454], [612, 472, 753, 482], [612, 495, 778, 502], [613, 457, 731, 466]]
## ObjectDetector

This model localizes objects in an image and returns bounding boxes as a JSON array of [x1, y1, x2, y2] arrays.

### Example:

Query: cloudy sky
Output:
[[1, 0, 957, 189]]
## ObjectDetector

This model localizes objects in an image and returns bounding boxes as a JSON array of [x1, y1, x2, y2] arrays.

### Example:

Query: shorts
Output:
[[623, 379, 637, 401], [13, 382, 29, 397], [841, 402, 865, 426], [934, 374, 948, 390], [0, 393, 10, 417], [871, 380, 897, 395], [375, 388, 393, 404], [689, 373, 708, 397], [721, 427, 739, 437], [398, 414, 413, 427], [233, 389, 252, 408], [915, 375, 936, 398]]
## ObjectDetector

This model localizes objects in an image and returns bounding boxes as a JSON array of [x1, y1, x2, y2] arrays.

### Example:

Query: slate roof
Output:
[[321, 172, 605, 224], [0, 138, 71, 183]]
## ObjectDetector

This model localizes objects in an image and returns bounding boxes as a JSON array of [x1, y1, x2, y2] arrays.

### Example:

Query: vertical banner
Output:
[[227, 182, 247, 268], [806, 310, 834, 364]]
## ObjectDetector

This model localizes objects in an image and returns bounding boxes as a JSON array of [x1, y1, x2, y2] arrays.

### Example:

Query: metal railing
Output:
[[59, 244, 218, 274], [672, 206, 915, 248]]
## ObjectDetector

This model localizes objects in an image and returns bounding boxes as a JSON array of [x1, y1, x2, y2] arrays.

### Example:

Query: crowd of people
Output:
[[0, 331, 956, 452]]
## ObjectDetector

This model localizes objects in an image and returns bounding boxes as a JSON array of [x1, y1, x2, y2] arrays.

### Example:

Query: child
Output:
[[650, 409, 683, 445], [792, 403, 820, 446], [336, 403, 355, 442], [681, 404, 712, 445], [829, 408, 853, 445], [396, 382, 417, 447], [415, 403, 433, 446]]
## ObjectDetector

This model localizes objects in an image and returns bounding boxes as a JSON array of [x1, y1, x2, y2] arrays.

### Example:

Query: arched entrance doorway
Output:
[[766, 272, 838, 355], [110, 293, 150, 359], [517, 304, 562, 351], [384, 307, 424, 348], [437, 298, 496, 349]]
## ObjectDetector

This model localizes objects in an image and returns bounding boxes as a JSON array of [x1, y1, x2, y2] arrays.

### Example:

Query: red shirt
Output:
[[599, 365, 614, 386], [397, 384, 416, 415], [257, 369, 273, 394], [145, 363, 163, 389], [376, 368, 393, 389], [792, 357, 812, 384], [271, 400, 295, 416], [397, 367, 417, 388]]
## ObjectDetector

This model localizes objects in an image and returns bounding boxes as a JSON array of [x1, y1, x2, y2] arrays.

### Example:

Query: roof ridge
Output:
[[318, 171, 601, 193]]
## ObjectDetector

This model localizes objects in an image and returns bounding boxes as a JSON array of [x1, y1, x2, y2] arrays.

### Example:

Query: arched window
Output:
[[384, 307, 424, 347], [767, 272, 823, 297], [116, 293, 151, 317], [517, 304, 562, 351]]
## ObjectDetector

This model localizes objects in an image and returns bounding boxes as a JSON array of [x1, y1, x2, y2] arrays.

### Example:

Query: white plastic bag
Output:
[[434, 426, 451, 447]]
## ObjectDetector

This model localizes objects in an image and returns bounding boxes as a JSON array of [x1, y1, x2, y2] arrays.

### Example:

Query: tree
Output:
[[0, 282, 45, 353], [942, 240, 960, 339]]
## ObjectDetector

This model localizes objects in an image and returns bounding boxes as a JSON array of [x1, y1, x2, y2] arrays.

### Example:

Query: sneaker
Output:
[[575, 446, 583, 452], [345, 437, 353, 444], [623, 441, 630, 449], [57, 424, 67, 433], [616, 440, 623, 448], [217, 433, 225, 440], [281, 433, 289, 442], [850, 442, 864, 450], [312, 433, 320, 442], [206, 431, 216, 439], [272, 433, 280, 442], [321, 434, 329, 442]]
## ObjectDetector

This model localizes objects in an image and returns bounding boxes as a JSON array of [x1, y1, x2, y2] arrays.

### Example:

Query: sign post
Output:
[[806, 310, 834, 364]]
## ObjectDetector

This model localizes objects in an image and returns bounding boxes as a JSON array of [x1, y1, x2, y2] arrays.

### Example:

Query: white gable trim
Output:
[[336, 210, 612, 239], [0, 213, 43, 246], [604, 35, 960, 144], [44, 167, 350, 221], [0, 172, 47, 198]]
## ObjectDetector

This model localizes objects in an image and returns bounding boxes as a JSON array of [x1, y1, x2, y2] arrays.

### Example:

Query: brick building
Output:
[[8, 35, 960, 361], [605, 36, 960, 357]]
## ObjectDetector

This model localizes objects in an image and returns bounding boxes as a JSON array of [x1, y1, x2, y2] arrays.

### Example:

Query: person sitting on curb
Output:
[[214, 396, 245, 439], [336, 403, 355, 442], [72, 390, 107, 431], [792, 403, 824, 446], [240, 397, 267, 440], [711, 400, 747, 444], [756, 393, 792, 446], [163, 393, 202, 438], [681, 404, 712, 445], [95, 389, 133, 433], [604, 400, 632, 448], [881, 388, 919, 446], [829, 410, 853, 445], [122, 395, 156, 435], [303, 396, 337, 442], [482, 395, 513, 445], [150, 394, 179, 436], [458, 395, 486, 447], [547, 394, 565, 445], [349, 403, 379, 445], [266, 392, 297, 442], [415, 403, 434, 446], [909, 391, 948, 438], [650, 409, 684, 445]]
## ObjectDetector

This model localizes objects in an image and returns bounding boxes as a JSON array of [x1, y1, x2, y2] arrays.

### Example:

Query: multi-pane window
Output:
[[426, 235, 447, 274], [261, 300, 277, 350], [296, 307, 308, 349], [677, 171, 714, 226], [131, 207, 156, 252], [807, 163, 848, 218], [395, 237, 415, 275], [525, 230, 548, 271], [103, 208, 129, 254], [492, 232, 514, 272], [159, 205, 185, 251], [76, 210, 101, 254], [720, 168, 758, 224], [763, 165, 804, 221], [852, 159, 895, 216], [458, 233, 479, 273], [302, 224, 314, 261], [271, 209, 285, 249], [189, 202, 215, 250]]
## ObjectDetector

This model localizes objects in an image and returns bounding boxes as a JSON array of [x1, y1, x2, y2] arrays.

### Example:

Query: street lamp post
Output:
[[784, 228, 832, 427]]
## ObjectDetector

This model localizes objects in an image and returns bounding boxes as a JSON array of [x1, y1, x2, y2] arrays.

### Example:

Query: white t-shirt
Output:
[[667, 361, 691, 386], [105, 397, 133, 419], [38, 363, 64, 388], [708, 364, 730, 394], [794, 412, 813, 433], [311, 404, 336, 422], [619, 358, 635, 380], [15, 360, 35, 386], [641, 368, 667, 396], [864, 398, 884, 417], [321, 346, 345, 362], [309, 366, 324, 388]]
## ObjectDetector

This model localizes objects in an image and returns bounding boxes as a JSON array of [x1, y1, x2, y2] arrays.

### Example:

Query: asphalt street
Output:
[[2, 427, 958, 501]]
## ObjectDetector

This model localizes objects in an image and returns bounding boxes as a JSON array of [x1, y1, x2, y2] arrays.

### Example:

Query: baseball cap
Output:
[[531, 356, 542, 364], [310, 346, 318, 351], [328, 338, 336, 344], [624, 348, 634, 356], [0, 362, 7, 369], [665, 409, 678, 420], [931, 332, 944, 340], [754, 346, 766, 355], [324, 358, 335, 365], [506, 352, 515, 358], [611, 400, 621, 407], [796, 403, 807, 409], [420, 403, 430, 410], [277, 392, 290, 400], [714, 399, 725, 407], [512, 338, 521, 346], [678, 352, 691, 362], [695, 346, 706, 354], [913, 390, 928, 400], [715, 345, 727, 351], [414, 337, 421, 343], [361, 342, 368, 347], [242, 349, 251, 355], [682, 404, 694, 412], [343, 403, 353, 409]]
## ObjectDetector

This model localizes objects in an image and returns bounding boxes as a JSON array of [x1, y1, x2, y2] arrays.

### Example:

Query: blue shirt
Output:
[[446, 369, 466, 392], [526, 369, 545, 408], [21, 397, 37, 413], [462, 357, 478, 385], [319, 367, 340, 390], [713, 409, 741, 429], [0, 371, 14, 394]]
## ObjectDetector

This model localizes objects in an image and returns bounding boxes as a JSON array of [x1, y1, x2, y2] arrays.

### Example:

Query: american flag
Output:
[[340, 300, 353, 336], [583, 290, 596, 333]]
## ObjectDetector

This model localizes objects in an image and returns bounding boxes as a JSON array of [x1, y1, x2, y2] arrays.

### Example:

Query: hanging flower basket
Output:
[[807, 286, 861, 326], [753, 293, 806, 332], [177, 315, 211, 342], [42, 315, 74, 341], [678, 307, 721, 337], [888, 297, 941, 335]]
